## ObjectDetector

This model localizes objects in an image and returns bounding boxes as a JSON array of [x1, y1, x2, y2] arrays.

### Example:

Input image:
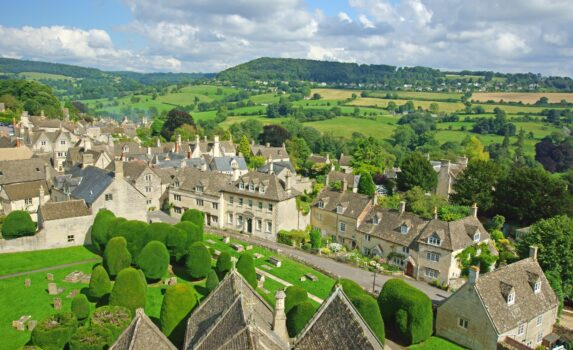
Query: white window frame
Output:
[[426, 251, 440, 262], [336, 205, 344, 214], [239, 182, 245, 190], [339, 222, 346, 232], [507, 292, 515, 306], [536, 315, 542, 327], [238, 198, 243, 207], [473, 231, 480, 242], [518, 323, 525, 336], [256, 219, 262, 231], [318, 201, 324, 209], [365, 234, 371, 242], [458, 318, 468, 329], [196, 199, 204, 206], [213, 202, 218, 209], [428, 235, 441, 246], [426, 268, 439, 279], [534, 281, 541, 294], [228, 213, 233, 224], [402, 246, 410, 254], [266, 221, 272, 233], [229, 196, 234, 204]]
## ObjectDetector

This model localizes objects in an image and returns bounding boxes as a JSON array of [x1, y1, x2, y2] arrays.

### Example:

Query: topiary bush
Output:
[[206, 269, 220, 292], [109, 267, 147, 314], [175, 221, 203, 245], [72, 294, 91, 321], [160, 284, 198, 343], [377, 279, 432, 345], [90, 305, 132, 342], [339, 279, 384, 344], [285, 285, 309, 314], [90, 209, 115, 252], [103, 236, 132, 278], [2, 210, 36, 239], [185, 242, 211, 279], [137, 241, 169, 280], [88, 265, 112, 299], [286, 301, 315, 337], [31, 312, 78, 350], [181, 209, 204, 228], [144, 222, 173, 245], [215, 251, 233, 279], [309, 229, 321, 249], [108, 220, 148, 260], [68, 325, 112, 350], [236, 253, 257, 289], [165, 226, 188, 262]]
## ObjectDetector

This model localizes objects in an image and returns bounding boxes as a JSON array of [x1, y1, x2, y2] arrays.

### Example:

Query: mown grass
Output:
[[0, 246, 100, 276], [408, 336, 466, 350], [304, 116, 397, 139]]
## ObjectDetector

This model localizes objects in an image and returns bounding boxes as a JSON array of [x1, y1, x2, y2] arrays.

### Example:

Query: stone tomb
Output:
[[222, 237, 230, 244], [253, 253, 264, 259], [268, 257, 282, 267], [24, 278, 31, 288], [48, 283, 58, 295], [46, 273, 54, 281], [53, 298, 62, 310], [230, 243, 244, 252]]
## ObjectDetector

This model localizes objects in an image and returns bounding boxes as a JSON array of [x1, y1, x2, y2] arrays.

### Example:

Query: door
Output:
[[247, 218, 253, 233], [406, 261, 414, 277]]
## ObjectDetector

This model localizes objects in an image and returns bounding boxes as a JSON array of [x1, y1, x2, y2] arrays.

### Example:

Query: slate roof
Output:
[[209, 156, 247, 172], [293, 285, 383, 350], [358, 207, 428, 247], [111, 308, 176, 350], [417, 215, 491, 251], [39, 199, 92, 221], [227, 171, 298, 202], [0, 146, 33, 161], [472, 258, 559, 334], [3, 180, 48, 201], [257, 161, 296, 176], [0, 158, 48, 185], [69, 166, 114, 205], [313, 189, 372, 219]]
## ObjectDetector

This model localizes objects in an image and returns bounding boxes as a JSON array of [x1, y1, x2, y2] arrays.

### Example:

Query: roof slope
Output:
[[358, 207, 428, 247], [70, 166, 114, 204], [39, 199, 91, 221], [0, 158, 47, 185], [110, 308, 176, 350], [417, 216, 491, 251], [313, 189, 372, 219], [226, 171, 298, 202]]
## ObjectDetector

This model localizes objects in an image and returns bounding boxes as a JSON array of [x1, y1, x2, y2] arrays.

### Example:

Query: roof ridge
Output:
[[192, 295, 245, 350]]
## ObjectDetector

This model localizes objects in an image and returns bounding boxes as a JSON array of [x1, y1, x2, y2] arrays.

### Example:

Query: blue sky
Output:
[[0, 0, 572, 75]]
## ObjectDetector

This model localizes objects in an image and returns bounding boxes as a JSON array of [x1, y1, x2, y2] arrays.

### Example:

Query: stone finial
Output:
[[273, 290, 289, 344], [471, 203, 478, 218]]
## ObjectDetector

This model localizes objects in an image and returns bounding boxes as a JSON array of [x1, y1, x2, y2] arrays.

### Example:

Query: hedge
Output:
[[103, 237, 132, 278], [377, 279, 432, 345], [277, 229, 308, 247], [108, 220, 148, 260], [160, 284, 198, 341], [181, 209, 204, 228], [340, 279, 385, 344], [1, 210, 36, 239], [31, 312, 78, 350], [68, 325, 112, 350], [236, 253, 257, 289], [186, 242, 211, 279], [286, 301, 315, 337], [88, 265, 112, 299], [90, 209, 115, 252], [166, 226, 188, 261], [175, 221, 203, 245], [110, 267, 147, 313], [137, 241, 169, 280], [72, 294, 91, 321], [285, 285, 309, 314], [215, 252, 233, 279], [206, 269, 220, 292], [90, 305, 132, 341]]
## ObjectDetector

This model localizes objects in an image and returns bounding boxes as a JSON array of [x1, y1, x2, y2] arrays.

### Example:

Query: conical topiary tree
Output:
[[88, 265, 112, 299], [160, 284, 198, 342], [90, 209, 116, 252], [286, 301, 315, 337], [103, 236, 131, 278], [215, 251, 233, 279], [71, 294, 90, 321], [206, 269, 220, 292], [181, 209, 205, 228], [236, 253, 257, 289], [175, 221, 203, 245], [185, 242, 211, 279], [109, 267, 146, 314], [137, 241, 169, 280], [285, 285, 309, 314]]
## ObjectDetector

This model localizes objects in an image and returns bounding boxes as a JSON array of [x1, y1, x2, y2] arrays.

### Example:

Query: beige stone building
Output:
[[436, 248, 559, 350], [434, 157, 468, 198]]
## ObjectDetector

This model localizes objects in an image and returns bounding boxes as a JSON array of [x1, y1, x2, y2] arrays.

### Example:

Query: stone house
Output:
[[36, 200, 93, 247], [108, 160, 164, 211], [433, 157, 468, 198], [325, 170, 360, 193], [251, 142, 290, 163], [338, 153, 354, 173], [436, 248, 559, 350], [188, 135, 236, 159]]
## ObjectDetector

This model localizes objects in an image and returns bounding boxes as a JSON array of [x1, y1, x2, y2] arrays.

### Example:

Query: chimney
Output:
[[325, 174, 330, 187], [282, 142, 286, 149], [108, 135, 114, 147], [285, 170, 292, 195], [326, 153, 330, 164], [213, 135, 221, 157], [458, 155, 468, 168], [44, 163, 51, 183], [39, 185, 45, 206], [204, 135, 207, 142], [471, 203, 478, 218], [268, 156, 274, 174], [82, 153, 94, 167], [399, 201, 406, 214], [180, 159, 187, 168], [433, 207, 438, 219], [469, 266, 480, 285], [441, 159, 450, 171], [266, 142, 270, 148], [115, 160, 123, 180], [529, 246, 538, 261], [232, 162, 240, 181], [147, 147, 152, 156], [273, 290, 289, 344], [342, 178, 348, 192], [40, 109, 44, 117], [175, 134, 181, 153], [84, 137, 92, 151], [156, 138, 161, 147]]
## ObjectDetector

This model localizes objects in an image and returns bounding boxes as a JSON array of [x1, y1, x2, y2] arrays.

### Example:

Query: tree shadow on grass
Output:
[[195, 285, 210, 296]]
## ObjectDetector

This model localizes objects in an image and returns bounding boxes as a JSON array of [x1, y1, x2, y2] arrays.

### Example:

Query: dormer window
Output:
[[196, 185, 204, 193], [373, 216, 380, 225], [507, 291, 515, 305], [336, 205, 344, 214], [473, 231, 480, 243], [428, 234, 441, 246], [400, 224, 410, 235], [239, 182, 245, 190], [534, 281, 541, 294], [259, 186, 265, 193], [318, 201, 324, 209], [174, 180, 180, 188], [249, 184, 254, 191]]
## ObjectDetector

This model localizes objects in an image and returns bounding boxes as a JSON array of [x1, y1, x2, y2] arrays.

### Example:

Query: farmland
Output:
[[472, 92, 573, 104]]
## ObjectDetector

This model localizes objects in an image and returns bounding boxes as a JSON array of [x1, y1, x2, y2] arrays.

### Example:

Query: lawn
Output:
[[0, 246, 100, 276], [348, 97, 467, 113], [408, 336, 466, 350], [304, 116, 397, 139]]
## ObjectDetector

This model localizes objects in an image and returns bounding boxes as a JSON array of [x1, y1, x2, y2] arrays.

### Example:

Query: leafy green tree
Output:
[[309, 229, 321, 249], [1, 210, 36, 239], [90, 209, 116, 252], [144, 222, 174, 245], [237, 253, 257, 289], [31, 312, 78, 350], [175, 221, 203, 245], [0, 79, 63, 117], [351, 137, 395, 174], [71, 294, 90, 321], [109, 267, 147, 313], [181, 209, 205, 228], [68, 326, 112, 350], [545, 270, 565, 315], [464, 135, 489, 161], [357, 172, 376, 196], [186, 242, 211, 279], [103, 237, 132, 278], [88, 265, 112, 299], [404, 187, 446, 219], [237, 134, 252, 162], [160, 284, 198, 342], [285, 285, 309, 314], [137, 241, 169, 280], [108, 220, 149, 260], [91, 306, 132, 341], [166, 226, 188, 261], [451, 160, 503, 212], [259, 124, 290, 147], [206, 269, 220, 292], [161, 108, 195, 140], [397, 152, 437, 192], [215, 252, 233, 279], [286, 137, 311, 170], [286, 301, 315, 337]]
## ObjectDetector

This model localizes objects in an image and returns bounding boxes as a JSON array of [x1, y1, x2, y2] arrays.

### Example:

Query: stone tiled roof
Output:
[[111, 308, 176, 350], [417, 216, 491, 251], [472, 258, 559, 334], [0, 146, 33, 161], [227, 171, 298, 202], [251, 144, 289, 161], [327, 171, 360, 190], [3, 180, 48, 201], [308, 154, 328, 164], [39, 199, 92, 221], [177, 167, 232, 197], [0, 136, 14, 148], [0, 158, 48, 185], [313, 189, 372, 219], [358, 207, 428, 248], [294, 285, 383, 350], [338, 154, 353, 167]]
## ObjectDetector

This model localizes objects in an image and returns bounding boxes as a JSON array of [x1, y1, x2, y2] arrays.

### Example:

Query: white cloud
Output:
[[493, 32, 530, 56], [358, 15, 376, 29], [338, 12, 352, 23]]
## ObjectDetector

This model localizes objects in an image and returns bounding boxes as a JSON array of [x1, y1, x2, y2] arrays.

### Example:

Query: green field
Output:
[[17, 71, 79, 81], [408, 336, 466, 350], [0, 246, 100, 276], [305, 116, 397, 139]]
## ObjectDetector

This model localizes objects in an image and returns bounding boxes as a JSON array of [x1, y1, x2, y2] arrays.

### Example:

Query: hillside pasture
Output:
[[349, 97, 466, 113], [304, 116, 396, 139], [311, 88, 358, 100], [16, 72, 79, 81], [472, 92, 573, 104], [367, 90, 462, 101]]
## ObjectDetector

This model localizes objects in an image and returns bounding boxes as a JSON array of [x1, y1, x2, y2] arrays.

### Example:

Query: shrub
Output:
[[175, 221, 203, 245], [165, 227, 188, 261], [277, 229, 308, 247], [90, 209, 115, 252], [215, 252, 233, 279], [339, 279, 364, 299], [309, 229, 321, 249], [1, 210, 35, 239], [377, 279, 432, 345], [137, 241, 169, 280], [339, 279, 385, 344], [90, 305, 132, 341], [31, 312, 78, 350], [88, 265, 112, 299], [110, 267, 147, 313], [546, 270, 564, 316], [68, 326, 112, 350], [103, 237, 132, 278], [206, 269, 220, 292], [181, 209, 204, 227], [236, 253, 257, 289], [160, 284, 198, 341], [109, 220, 148, 260], [185, 242, 211, 279], [72, 294, 91, 321], [285, 285, 309, 314], [144, 222, 173, 245], [286, 301, 315, 337]]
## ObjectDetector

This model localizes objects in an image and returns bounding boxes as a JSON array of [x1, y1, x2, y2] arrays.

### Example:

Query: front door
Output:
[[247, 218, 253, 233], [406, 261, 414, 277]]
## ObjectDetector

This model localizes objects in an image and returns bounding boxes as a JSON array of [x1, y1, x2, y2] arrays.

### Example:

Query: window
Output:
[[239, 198, 243, 206], [339, 222, 346, 232], [196, 186, 204, 193], [259, 186, 265, 193], [266, 221, 272, 233], [402, 246, 410, 254], [426, 251, 440, 262], [458, 318, 468, 329], [211, 216, 218, 224], [145, 187, 151, 193], [258, 201, 263, 210], [105, 193, 113, 201], [400, 224, 409, 234], [392, 257, 404, 266], [268, 203, 273, 212], [256, 219, 262, 231], [145, 174, 151, 181], [67, 235, 75, 243], [426, 268, 439, 278], [174, 207, 182, 214], [146, 199, 152, 205], [537, 332, 543, 344], [213, 203, 218, 209], [536, 315, 542, 327], [318, 201, 324, 209], [228, 213, 233, 224], [248, 200, 253, 208], [473, 231, 480, 243], [174, 194, 181, 201], [336, 205, 344, 214], [249, 184, 254, 191], [24, 198, 33, 205], [373, 216, 380, 224], [229, 196, 234, 204], [174, 181, 180, 188], [60, 140, 66, 145], [428, 235, 441, 246], [237, 215, 243, 226], [41, 140, 47, 146], [196, 199, 204, 206], [507, 291, 515, 305], [365, 234, 371, 242], [239, 182, 245, 190], [534, 281, 541, 294], [518, 323, 525, 336]]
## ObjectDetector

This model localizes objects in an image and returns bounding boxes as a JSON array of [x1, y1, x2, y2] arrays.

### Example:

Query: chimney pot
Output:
[[529, 246, 538, 261], [115, 160, 123, 179], [399, 201, 406, 214], [469, 266, 480, 285], [266, 142, 270, 148]]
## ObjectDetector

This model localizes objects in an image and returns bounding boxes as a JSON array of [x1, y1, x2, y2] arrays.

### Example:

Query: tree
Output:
[[175, 221, 203, 246], [464, 136, 489, 161], [518, 216, 573, 300], [166, 226, 188, 261], [181, 209, 205, 228], [137, 241, 170, 280], [429, 103, 439, 114], [160, 284, 198, 341], [69, 326, 112, 350], [109, 267, 147, 313], [108, 220, 149, 260], [397, 152, 437, 192], [90, 209, 116, 252], [309, 229, 321, 249], [206, 269, 220, 292], [71, 294, 91, 321], [259, 124, 290, 147], [285, 285, 309, 314], [286, 301, 315, 337], [91, 306, 132, 341], [161, 108, 195, 140], [450, 160, 503, 213], [357, 171, 376, 196], [31, 312, 78, 350], [103, 237, 132, 278], [1, 210, 36, 239], [286, 137, 311, 170], [144, 222, 174, 245], [215, 252, 233, 279], [404, 187, 446, 219], [236, 253, 257, 289], [545, 270, 565, 315], [351, 137, 395, 175], [535, 138, 573, 173], [237, 134, 252, 162], [186, 242, 211, 279], [88, 265, 112, 299]]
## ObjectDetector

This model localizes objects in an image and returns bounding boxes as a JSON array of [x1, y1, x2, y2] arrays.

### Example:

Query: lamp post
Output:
[[372, 263, 380, 294]]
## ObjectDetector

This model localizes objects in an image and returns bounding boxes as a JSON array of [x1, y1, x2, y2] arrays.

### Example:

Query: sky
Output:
[[0, 0, 572, 76]]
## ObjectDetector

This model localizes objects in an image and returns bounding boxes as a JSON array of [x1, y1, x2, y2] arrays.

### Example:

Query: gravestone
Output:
[[300, 276, 307, 282], [53, 298, 62, 310], [28, 320, 37, 331], [231, 243, 244, 252], [24, 278, 31, 288], [46, 273, 54, 281], [206, 239, 216, 244], [48, 283, 58, 295], [67, 289, 79, 298], [222, 237, 230, 244], [15, 321, 25, 331], [305, 273, 318, 282], [213, 249, 221, 258], [245, 245, 253, 251], [268, 257, 282, 267], [253, 253, 264, 259]]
